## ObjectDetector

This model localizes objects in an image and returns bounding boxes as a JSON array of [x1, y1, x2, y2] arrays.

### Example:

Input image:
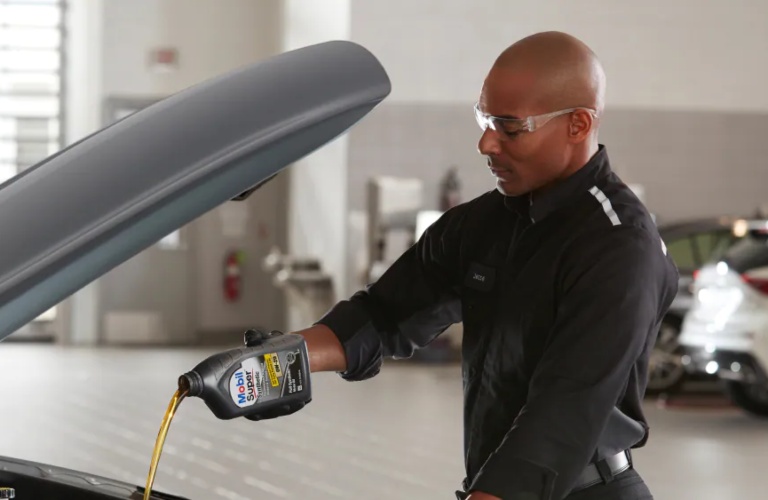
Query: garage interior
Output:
[[2, 1, 768, 499]]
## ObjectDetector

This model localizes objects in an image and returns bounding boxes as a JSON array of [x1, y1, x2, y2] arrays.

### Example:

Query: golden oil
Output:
[[143, 388, 186, 500]]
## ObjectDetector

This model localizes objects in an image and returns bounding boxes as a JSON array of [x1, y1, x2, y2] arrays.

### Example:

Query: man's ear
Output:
[[568, 109, 595, 143]]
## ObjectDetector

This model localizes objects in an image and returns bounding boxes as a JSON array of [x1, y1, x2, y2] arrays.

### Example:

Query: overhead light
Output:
[[733, 219, 748, 237], [716, 261, 729, 276], [705, 361, 719, 374]]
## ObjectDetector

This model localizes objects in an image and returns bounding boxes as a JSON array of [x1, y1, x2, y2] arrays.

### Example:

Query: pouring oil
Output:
[[139, 331, 312, 498], [143, 388, 187, 500]]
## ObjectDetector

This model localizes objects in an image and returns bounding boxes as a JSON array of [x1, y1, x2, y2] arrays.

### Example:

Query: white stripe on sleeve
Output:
[[588, 186, 621, 226]]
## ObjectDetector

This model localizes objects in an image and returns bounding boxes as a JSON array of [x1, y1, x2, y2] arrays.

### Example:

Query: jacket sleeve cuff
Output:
[[469, 455, 557, 500], [314, 297, 384, 381]]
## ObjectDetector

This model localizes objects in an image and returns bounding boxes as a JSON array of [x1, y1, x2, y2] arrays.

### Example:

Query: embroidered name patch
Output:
[[465, 262, 496, 292]]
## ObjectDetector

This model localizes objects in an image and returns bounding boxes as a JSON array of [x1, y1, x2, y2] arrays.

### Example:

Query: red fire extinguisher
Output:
[[223, 250, 245, 302]]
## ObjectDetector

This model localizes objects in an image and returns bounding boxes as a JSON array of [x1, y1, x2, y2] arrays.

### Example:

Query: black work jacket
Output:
[[317, 145, 679, 500]]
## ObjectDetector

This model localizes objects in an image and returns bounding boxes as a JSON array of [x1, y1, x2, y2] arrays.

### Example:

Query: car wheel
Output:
[[724, 381, 768, 417], [646, 315, 687, 395]]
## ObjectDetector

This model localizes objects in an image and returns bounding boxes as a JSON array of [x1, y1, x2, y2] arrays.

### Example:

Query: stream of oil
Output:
[[143, 388, 187, 500]]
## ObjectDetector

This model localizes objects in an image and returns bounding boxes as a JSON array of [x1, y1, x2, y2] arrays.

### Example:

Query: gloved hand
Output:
[[244, 400, 308, 421], [243, 328, 284, 347]]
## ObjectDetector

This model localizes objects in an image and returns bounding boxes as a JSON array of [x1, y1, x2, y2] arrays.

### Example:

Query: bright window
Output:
[[1, 0, 65, 322], [0, 0, 65, 183]]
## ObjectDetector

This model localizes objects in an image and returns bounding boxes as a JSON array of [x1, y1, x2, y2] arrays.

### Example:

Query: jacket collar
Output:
[[502, 144, 613, 223]]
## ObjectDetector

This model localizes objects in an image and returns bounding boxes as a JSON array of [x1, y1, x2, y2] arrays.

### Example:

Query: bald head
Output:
[[476, 32, 608, 197], [486, 31, 606, 117]]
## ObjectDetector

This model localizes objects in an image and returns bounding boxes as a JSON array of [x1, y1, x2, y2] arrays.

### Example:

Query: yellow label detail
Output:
[[265, 353, 280, 387], [269, 352, 283, 376]]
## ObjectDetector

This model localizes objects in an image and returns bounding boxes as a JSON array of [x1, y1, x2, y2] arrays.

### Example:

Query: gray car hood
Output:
[[0, 40, 391, 342]]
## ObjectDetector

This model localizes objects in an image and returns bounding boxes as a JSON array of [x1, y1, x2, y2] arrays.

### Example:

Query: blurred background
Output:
[[1, 0, 768, 499]]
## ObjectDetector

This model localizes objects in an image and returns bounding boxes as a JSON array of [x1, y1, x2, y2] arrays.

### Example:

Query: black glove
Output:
[[244, 400, 308, 421]]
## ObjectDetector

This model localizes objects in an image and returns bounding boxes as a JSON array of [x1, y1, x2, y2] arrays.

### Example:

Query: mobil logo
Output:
[[229, 360, 260, 407], [235, 370, 248, 405]]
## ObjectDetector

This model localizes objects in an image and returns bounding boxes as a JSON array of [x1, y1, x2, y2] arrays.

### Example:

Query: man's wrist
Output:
[[295, 324, 347, 373]]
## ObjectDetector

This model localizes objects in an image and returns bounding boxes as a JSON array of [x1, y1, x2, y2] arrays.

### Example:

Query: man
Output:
[[292, 31, 678, 499]]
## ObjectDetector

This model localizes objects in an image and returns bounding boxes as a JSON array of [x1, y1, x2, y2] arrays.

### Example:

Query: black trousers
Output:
[[455, 468, 653, 500], [566, 469, 653, 500]]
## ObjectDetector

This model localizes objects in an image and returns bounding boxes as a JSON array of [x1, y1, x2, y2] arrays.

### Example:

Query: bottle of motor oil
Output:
[[178, 329, 312, 420]]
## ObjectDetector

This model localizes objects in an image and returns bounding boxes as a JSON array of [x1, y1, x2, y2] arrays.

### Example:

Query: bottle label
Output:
[[282, 349, 306, 396], [228, 349, 306, 408], [229, 357, 262, 408]]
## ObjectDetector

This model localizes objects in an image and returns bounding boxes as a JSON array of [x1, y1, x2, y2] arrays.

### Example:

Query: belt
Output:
[[455, 450, 633, 499], [571, 449, 633, 492]]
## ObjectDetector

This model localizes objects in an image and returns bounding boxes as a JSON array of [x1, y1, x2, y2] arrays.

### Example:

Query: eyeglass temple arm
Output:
[[527, 108, 597, 131]]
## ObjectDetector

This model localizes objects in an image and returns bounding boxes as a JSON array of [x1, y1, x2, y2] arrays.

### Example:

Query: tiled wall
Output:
[[348, 103, 768, 223], [347, 103, 488, 215]]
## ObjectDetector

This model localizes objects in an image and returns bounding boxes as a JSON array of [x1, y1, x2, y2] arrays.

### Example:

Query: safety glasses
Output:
[[473, 102, 597, 139]]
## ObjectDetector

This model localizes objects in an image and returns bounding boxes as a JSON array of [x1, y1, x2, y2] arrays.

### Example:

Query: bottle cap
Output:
[[0, 487, 15, 498]]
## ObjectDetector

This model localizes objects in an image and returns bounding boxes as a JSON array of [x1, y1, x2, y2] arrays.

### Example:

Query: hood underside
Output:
[[0, 40, 391, 342]]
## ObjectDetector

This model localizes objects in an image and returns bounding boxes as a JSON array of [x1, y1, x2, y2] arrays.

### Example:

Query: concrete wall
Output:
[[350, 0, 768, 111], [346, 105, 768, 222], [101, 0, 282, 98], [64, 0, 289, 344], [282, 0, 352, 304]]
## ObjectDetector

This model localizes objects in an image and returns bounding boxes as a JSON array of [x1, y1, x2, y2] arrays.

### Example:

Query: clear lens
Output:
[[474, 104, 491, 131], [474, 104, 526, 137]]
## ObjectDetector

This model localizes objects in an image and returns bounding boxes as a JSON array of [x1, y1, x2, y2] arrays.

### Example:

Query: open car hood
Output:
[[0, 40, 390, 342]]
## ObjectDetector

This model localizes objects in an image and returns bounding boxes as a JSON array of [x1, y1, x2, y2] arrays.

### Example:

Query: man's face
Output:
[[476, 68, 575, 197]]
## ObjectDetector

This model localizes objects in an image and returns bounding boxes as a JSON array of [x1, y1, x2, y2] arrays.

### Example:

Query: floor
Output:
[[0, 344, 766, 500]]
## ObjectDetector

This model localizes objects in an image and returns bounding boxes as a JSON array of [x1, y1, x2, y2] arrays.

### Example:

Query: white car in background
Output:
[[649, 217, 739, 394], [678, 218, 768, 416]]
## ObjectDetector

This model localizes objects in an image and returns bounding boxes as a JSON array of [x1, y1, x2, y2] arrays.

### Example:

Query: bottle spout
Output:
[[178, 371, 203, 397]]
